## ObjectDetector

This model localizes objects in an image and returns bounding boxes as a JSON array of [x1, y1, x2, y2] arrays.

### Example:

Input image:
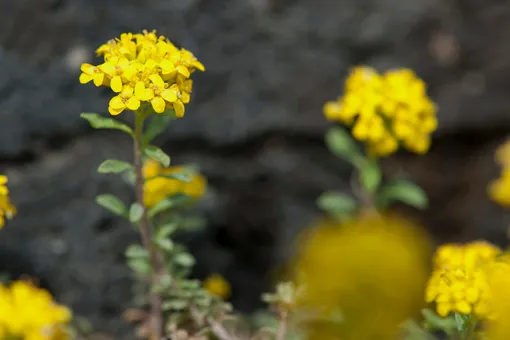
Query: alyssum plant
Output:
[[79, 30, 230, 340]]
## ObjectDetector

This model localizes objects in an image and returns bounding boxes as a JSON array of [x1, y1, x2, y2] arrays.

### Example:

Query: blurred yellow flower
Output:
[[143, 159, 206, 208], [291, 215, 432, 340], [489, 169, 510, 207], [323, 66, 437, 157], [0, 280, 71, 340], [0, 175, 16, 228], [79, 30, 204, 117], [426, 241, 501, 318], [484, 257, 510, 340], [203, 274, 231, 300]]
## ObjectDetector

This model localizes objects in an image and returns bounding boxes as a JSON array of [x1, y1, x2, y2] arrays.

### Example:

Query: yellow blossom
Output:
[[0, 280, 72, 340], [143, 159, 206, 208], [203, 274, 231, 300], [489, 168, 510, 207], [323, 66, 437, 157], [292, 215, 432, 340], [484, 257, 510, 340], [425, 241, 501, 318], [0, 175, 16, 228], [80, 30, 204, 117]]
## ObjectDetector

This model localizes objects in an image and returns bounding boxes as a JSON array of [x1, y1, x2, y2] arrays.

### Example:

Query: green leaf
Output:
[[144, 145, 170, 167], [97, 160, 133, 174], [96, 194, 128, 217], [125, 244, 148, 259], [156, 223, 179, 240], [180, 217, 206, 232], [81, 113, 133, 135], [162, 299, 188, 311], [155, 238, 174, 251], [129, 203, 144, 223], [127, 258, 151, 276], [146, 171, 193, 183], [142, 111, 175, 146], [325, 127, 364, 166], [317, 192, 358, 219], [174, 253, 195, 267], [376, 180, 428, 210], [122, 168, 136, 186], [454, 313, 469, 335], [422, 309, 456, 335], [148, 194, 192, 218], [359, 159, 382, 194]]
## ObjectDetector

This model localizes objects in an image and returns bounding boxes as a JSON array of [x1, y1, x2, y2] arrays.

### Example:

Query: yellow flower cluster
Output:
[[292, 215, 431, 340], [0, 175, 16, 228], [143, 159, 206, 208], [425, 241, 501, 318], [485, 257, 510, 340], [324, 66, 437, 157], [79, 30, 205, 117], [0, 280, 71, 340], [203, 274, 231, 300], [489, 139, 510, 206]]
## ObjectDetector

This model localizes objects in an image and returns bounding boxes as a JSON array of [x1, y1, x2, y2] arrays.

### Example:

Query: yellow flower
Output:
[[489, 168, 510, 207], [0, 280, 71, 340], [292, 215, 432, 340], [484, 257, 510, 340], [425, 241, 501, 318], [203, 274, 231, 300], [0, 175, 16, 228], [80, 30, 204, 117], [108, 85, 140, 116], [323, 66, 437, 157], [143, 159, 206, 208]]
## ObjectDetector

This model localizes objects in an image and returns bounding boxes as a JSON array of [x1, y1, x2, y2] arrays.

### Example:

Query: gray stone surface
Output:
[[1, 0, 510, 337]]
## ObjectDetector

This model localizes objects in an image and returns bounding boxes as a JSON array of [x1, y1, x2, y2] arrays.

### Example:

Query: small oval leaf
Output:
[[144, 145, 171, 167], [81, 113, 133, 135], [98, 160, 133, 174], [96, 194, 127, 217], [129, 203, 144, 223]]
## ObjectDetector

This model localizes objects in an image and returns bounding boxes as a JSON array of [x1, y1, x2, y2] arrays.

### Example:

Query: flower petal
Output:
[[160, 60, 175, 75], [111, 76, 123, 93], [173, 100, 185, 118], [93, 73, 105, 87], [161, 89, 177, 103], [149, 74, 165, 89], [79, 73, 93, 84], [135, 82, 148, 101], [109, 96, 125, 110], [151, 97, 166, 114], [126, 97, 141, 111], [176, 65, 190, 78], [108, 105, 124, 116]]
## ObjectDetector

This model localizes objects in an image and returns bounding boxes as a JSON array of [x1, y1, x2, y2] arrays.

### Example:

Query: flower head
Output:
[[484, 257, 510, 340], [79, 30, 204, 117], [143, 159, 206, 208], [324, 66, 437, 157], [425, 241, 501, 318], [203, 274, 231, 300], [0, 280, 72, 340], [292, 215, 432, 340], [0, 175, 16, 228], [489, 139, 510, 207]]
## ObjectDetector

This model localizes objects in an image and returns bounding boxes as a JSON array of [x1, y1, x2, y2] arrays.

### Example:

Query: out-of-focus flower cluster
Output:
[[485, 257, 510, 340], [324, 66, 437, 157], [0, 175, 16, 228], [489, 139, 510, 206], [425, 241, 501, 318], [203, 274, 231, 300], [143, 159, 206, 208], [0, 280, 71, 340], [79, 30, 204, 117], [291, 215, 432, 340]]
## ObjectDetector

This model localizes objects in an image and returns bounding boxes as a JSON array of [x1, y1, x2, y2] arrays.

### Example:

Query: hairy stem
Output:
[[134, 111, 163, 339]]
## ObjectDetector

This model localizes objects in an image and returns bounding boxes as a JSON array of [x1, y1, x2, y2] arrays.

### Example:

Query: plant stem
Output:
[[134, 111, 163, 339], [276, 310, 288, 340]]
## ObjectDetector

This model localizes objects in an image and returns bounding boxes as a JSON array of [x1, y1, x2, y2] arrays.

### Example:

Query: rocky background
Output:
[[1, 0, 510, 337]]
